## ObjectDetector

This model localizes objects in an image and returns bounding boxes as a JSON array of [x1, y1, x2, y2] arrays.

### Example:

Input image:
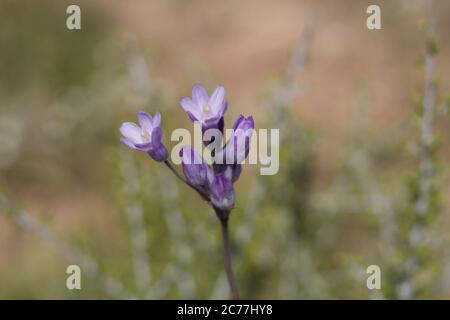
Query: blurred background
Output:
[[1, 0, 450, 299]]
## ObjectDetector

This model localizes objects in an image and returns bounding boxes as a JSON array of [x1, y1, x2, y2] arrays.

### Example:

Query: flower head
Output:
[[179, 83, 228, 131], [120, 111, 168, 161], [180, 145, 213, 190]]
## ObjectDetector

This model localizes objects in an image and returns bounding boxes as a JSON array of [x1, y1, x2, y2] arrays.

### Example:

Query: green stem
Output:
[[219, 216, 239, 300]]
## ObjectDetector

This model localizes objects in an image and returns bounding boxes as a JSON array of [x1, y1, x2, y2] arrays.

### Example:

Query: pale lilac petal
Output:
[[120, 122, 143, 144], [192, 83, 209, 106], [208, 85, 225, 113], [120, 137, 137, 149], [152, 111, 161, 128], [137, 111, 153, 133], [180, 97, 201, 121]]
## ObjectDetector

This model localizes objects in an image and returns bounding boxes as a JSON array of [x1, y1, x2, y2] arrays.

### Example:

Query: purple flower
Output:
[[180, 145, 213, 190], [120, 111, 168, 161], [179, 83, 228, 131], [210, 174, 235, 211], [217, 115, 254, 165]]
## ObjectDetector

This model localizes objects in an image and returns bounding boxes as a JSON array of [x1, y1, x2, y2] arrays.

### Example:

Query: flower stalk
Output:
[[217, 212, 240, 300]]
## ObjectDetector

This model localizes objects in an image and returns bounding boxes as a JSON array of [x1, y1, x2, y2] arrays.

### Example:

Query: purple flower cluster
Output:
[[120, 83, 249, 299], [120, 83, 254, 217]]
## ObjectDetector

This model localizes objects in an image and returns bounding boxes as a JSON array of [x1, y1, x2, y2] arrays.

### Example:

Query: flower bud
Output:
[[180, 146, 212, 189], [210, 174, 235, 211]]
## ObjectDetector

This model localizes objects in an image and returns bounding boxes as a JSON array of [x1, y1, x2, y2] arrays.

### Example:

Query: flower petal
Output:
[[137, 111, 153, 133], [120, 136, 137, 149], [208, 85, 225, 113], [120, 122, 143, 144], [192, 83, 209, 106], [180, 97, 201, 121], [151, 126, 163, 147], [152, 111, 161, 128]]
